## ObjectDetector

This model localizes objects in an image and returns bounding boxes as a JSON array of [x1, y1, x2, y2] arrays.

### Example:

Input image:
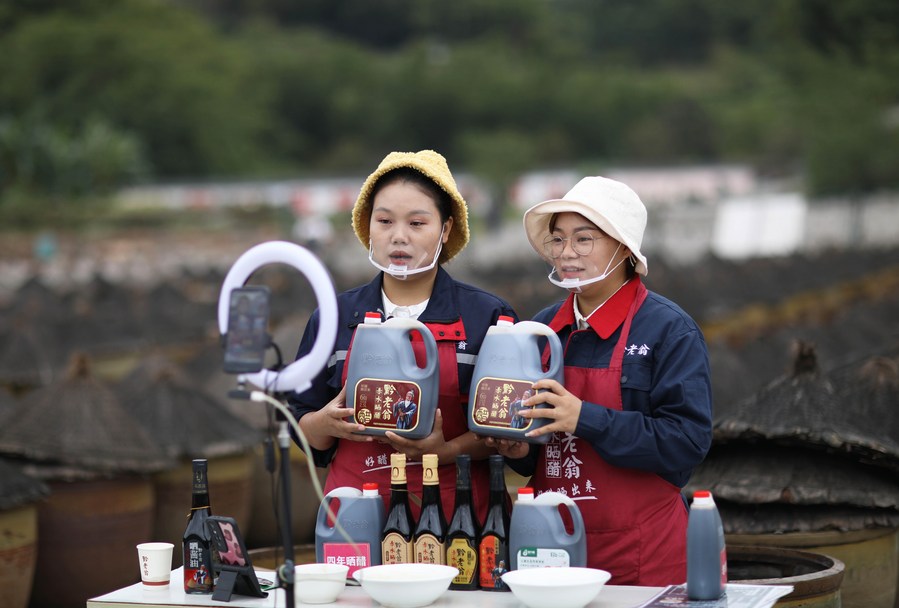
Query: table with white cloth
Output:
[[86, 567, 663, 608]]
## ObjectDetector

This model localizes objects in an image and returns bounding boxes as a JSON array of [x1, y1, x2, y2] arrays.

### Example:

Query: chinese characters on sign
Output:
[[543, 432, 597, 499], [472, 378, 534, 430], [353, 379, 421, 431]]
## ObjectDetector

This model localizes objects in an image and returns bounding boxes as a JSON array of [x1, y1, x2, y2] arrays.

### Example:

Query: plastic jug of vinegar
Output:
[[315, 484, 386, 577], [687, 490, 727, 600], [509, 489, 586, 570], [346, 312, 439, 438], [468, 316, 563, 444]]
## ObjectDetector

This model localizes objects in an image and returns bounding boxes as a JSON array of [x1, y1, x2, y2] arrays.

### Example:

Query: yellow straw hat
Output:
[[352, 150, 470, 264]]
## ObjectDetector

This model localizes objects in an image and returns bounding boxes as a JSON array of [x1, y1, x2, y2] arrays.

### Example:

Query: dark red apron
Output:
[[531, 282, 687, 585], [325, 319, 490, 521]]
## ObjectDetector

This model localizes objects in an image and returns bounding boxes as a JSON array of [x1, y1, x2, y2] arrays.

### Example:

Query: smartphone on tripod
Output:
[[223, 285, 271, 374]]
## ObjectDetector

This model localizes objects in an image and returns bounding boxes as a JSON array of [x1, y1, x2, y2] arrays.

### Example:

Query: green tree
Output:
[[0, 0, 273, 178]]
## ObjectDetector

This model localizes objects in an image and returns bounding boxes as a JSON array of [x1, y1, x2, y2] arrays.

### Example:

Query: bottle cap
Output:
[[390, 453, 407, 483], [497, 315, 514, 326], [422, 454, 439, 485], [517, 487, 535, 501], [362, 482, 379, 497], [364, 311, 381, 324], [692, 490, 715, 506]]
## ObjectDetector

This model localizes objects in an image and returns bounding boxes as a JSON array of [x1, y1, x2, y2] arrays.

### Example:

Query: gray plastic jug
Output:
[[346, 312, 439, 438], [687, 490, 727, 600], [509, 490, 586, 570], [315, 484, 386, 577], [468, 316, 563, 444]]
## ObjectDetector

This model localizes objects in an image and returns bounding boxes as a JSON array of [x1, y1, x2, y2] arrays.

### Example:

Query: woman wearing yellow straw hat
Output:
[[289, 150, 518, 523], [489, 176, 713, 586]]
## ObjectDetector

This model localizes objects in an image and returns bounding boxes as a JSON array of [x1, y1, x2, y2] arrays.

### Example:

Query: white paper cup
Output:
[[137, 542, 174, 588]]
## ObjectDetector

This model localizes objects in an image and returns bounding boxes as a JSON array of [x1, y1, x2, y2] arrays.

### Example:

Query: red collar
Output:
[[549, 277, 641, 339]]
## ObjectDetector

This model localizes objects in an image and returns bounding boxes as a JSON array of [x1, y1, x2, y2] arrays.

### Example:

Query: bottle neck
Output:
[[488, 459, 505, 504], [421, 482, 441, 506], [191, 461, 210, 510], [455, 483, 472, 507], [389, 481, 410, 507], [191, 489, 211, 510], [455, 456, 472, 505]]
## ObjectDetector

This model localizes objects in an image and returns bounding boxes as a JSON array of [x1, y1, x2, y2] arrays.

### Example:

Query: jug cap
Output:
[[362, 482, 380, 497], [497, 315, 514, 326], [517, 487, 535, 501], [364, 311, 382, 324], [692, 490, 715, 506]]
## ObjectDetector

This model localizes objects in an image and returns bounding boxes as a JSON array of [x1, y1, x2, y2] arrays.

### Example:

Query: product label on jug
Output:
[[414, 534, 445, 565], [322, 542, 371, 577], [478, 536, 509, 590], [471, 378, 535, 431], [382, 533, 413, 564], [447, 538, 478, 585], [516, 547, 570, 569], [353, 380, 422, 432]]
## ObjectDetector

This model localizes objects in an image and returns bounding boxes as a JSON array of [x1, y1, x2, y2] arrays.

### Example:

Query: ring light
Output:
[[218, 241, 337, 393]]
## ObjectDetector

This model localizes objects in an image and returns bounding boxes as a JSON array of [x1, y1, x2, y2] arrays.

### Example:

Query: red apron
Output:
[[325, 319, 490, 522], [531, 282, 687, 585]]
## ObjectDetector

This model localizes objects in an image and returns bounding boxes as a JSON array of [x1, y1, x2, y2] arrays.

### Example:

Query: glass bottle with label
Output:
[[183, 458, 214, 594], [382, 453, 415, 564], [447, 455, 479, 590], [413, 453, 446, 565], [479, 454, 511, 591]]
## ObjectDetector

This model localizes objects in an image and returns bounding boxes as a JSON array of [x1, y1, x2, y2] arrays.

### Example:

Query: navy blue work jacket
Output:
[[288, 267, 518, 466], [510, 281, 712, 488]]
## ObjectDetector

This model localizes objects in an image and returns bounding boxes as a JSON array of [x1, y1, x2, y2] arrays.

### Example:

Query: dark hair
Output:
[[369, 167, 453, 224]]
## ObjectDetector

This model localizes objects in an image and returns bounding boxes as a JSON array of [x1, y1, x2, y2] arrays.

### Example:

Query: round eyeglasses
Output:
[[543, 231, 607, 259]]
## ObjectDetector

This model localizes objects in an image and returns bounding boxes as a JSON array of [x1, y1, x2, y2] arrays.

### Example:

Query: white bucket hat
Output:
[[523, 176, 648, 275]]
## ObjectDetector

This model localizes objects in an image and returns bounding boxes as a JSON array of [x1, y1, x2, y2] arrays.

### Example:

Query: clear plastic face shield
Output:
[[543, 230, 627, 293], [368, 224, 445, 280]]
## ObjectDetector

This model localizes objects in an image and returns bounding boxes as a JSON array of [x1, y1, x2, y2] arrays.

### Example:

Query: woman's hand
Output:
[[519, 379, 582, 438], [483, 436, 530, 459], [301, 386, 373, 449], [382, 410, 445, 461]]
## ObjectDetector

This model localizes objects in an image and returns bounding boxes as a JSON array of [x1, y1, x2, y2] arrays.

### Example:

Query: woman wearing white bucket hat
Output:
[[489, 176, 713, 586]]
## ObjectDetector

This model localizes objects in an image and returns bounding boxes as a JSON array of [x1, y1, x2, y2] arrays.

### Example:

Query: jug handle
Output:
[[514, 320, 563, 377], [384, 317, 439, 379], [565, 498, 585, 537], [549, 495, 585, 541]]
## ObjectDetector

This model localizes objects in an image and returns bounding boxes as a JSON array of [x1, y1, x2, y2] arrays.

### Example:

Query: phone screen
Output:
[[216, 521, 247, 567], [223, 286, 270, 374], [205, 516, 268, 599]]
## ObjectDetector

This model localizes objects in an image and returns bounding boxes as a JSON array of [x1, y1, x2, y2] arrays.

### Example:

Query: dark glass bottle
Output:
[[479, 454, 511, 591], [381, 452, 415, 564], [447, 455, 480, 590], [183, 459, 214, 594], [413, 453, 447, 564]]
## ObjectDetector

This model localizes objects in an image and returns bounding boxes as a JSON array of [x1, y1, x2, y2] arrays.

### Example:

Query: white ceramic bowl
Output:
[[294, 563, 349, 604], [501, 567, 612, 608], [352, 563, 458, 608]]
